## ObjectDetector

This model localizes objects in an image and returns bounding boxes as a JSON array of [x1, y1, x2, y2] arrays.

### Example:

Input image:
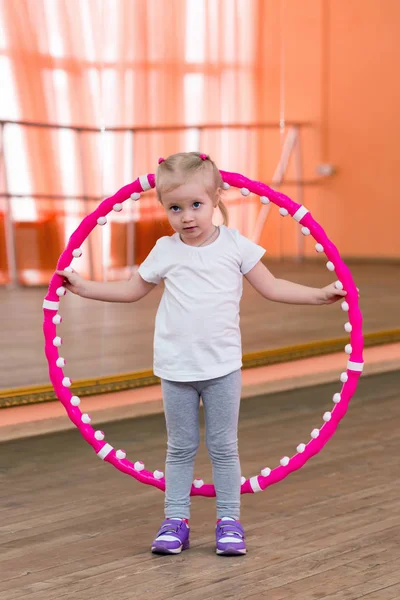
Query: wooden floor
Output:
[[1, 370, 399, 599], [1, 260, 400, 389]]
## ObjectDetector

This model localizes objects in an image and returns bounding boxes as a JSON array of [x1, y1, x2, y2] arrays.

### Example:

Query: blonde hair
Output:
[[156, 152, 229, 226]]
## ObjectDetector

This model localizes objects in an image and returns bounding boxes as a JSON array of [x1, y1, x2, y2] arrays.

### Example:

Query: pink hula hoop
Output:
[[43, 171, 363, 497]]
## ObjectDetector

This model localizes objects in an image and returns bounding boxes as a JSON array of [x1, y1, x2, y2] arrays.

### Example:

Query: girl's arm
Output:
[[56, 268, 157, 303], [244, 261, 347, 305]]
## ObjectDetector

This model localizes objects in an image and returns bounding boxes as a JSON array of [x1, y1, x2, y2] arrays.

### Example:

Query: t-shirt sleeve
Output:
[[137, 240, 163, 284], [234, 230, 266, 274]]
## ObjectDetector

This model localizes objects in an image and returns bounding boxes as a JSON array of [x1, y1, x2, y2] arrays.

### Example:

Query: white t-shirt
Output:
[[138, 225, 266, 382]]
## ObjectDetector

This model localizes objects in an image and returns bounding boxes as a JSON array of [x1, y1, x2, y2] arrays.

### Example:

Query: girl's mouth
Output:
[[183, 226, 197, 231]]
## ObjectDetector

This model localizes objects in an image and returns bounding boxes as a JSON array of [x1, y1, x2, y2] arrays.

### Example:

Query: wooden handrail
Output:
[[0, 119, 313, 134]]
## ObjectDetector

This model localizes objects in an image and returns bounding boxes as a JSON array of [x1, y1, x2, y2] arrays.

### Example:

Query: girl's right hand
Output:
[[56, 269, 86, 296]]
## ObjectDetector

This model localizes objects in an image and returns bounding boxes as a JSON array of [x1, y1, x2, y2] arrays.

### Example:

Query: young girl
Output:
[[58, 151, 346, 556]]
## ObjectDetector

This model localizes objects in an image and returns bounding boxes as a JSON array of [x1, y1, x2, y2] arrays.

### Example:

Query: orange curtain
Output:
[[0, 0, 270, 283]]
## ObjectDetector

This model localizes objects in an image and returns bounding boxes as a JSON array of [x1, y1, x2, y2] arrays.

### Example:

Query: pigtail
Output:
[[218, 199, 229, 226]]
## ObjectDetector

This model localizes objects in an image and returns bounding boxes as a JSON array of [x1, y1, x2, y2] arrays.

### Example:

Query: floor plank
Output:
[[0, 371, 399, 599]]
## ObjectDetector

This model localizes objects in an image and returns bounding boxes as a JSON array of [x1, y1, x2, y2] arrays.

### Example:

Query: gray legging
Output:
[[161, 369, 242, 520]]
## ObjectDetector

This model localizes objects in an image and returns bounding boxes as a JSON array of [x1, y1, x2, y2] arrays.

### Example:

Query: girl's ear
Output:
[[214, 187, 222, 208]]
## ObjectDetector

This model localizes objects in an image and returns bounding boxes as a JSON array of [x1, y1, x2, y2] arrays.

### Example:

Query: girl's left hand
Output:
[[320, 282, 346, 305], [320, 283, 359, 305]]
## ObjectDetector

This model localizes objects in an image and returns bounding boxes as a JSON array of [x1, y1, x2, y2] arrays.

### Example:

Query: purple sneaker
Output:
[[151, 518, 190, 555], [216, 518, 247, 555]]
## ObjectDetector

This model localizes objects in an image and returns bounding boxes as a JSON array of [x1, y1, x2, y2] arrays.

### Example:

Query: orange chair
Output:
[[110, 217, 173, 268], [14, 216, 63, 284]]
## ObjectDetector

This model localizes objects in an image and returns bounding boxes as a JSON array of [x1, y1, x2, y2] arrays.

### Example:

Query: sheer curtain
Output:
[[0, 0, 263, 283]]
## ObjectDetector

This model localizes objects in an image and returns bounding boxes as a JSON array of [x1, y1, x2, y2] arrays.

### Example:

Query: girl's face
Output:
[[161, 177, 220, 245]]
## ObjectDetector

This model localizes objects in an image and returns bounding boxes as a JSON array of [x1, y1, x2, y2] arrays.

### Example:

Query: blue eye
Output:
[[193, 201, 201, 208], [170, 206, 180, 212]]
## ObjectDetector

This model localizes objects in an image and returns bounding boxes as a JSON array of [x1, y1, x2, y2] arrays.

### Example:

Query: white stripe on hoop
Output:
[[249, 476, 262, 493], [347, 360, 364, 372], [42, 299, 60, 310], [139, 175, 152, 191], [97, 443, 113, 460], [293, 206, 309, 223]]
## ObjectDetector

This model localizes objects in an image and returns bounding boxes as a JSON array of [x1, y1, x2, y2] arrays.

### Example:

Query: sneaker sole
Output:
[[151, 541, 190, 555], [216, 547, 247, 555], [151, 545, 183, 555]]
